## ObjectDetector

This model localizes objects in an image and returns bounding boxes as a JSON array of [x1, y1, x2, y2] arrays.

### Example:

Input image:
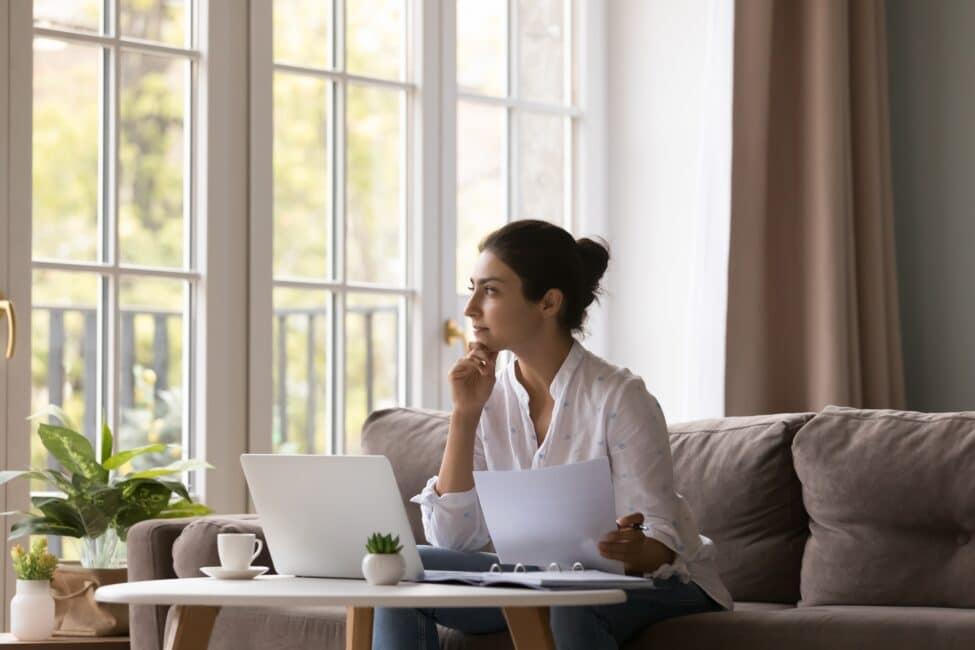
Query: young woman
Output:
[[374, 220, 731, 650]]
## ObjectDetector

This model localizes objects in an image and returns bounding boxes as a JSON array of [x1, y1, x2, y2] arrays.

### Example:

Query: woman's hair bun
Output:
[[576, 237, 610, 295]]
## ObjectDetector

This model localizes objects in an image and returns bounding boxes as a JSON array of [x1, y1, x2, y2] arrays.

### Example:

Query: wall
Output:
[[604, 0, 717, 422], [887, 0, 975, 411]]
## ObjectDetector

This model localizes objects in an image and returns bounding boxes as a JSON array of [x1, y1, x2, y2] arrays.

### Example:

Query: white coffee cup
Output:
[[217, 533, 264, 571]]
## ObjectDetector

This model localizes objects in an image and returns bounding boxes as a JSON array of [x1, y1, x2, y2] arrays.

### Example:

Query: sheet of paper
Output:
[[473, 457, 625, 574]]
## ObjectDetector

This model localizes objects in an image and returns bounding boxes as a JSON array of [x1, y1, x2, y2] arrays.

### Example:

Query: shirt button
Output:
[[956, 532, 971, 546]]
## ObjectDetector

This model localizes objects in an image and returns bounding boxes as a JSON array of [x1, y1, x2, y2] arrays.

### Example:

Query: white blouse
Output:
[[411, 340, 733, 611]]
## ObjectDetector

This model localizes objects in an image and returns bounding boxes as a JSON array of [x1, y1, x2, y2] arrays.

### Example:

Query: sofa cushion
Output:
[[793, 405, 975, 607], [361, 407, 451, 545], [669, 413, 814, 603], [638, 604, 975, 650], [171, 515, 275, 579]]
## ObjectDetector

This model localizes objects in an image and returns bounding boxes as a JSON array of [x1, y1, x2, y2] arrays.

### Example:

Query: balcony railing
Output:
[[35, 303, 399, 449]]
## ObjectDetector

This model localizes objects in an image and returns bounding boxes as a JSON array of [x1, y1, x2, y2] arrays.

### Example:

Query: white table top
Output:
[[95, 575, 627, 608]]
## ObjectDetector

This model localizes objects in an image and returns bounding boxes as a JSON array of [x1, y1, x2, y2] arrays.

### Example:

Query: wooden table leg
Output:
[[163, 605, 220, 650], [346, 606, 375, 650], [503, 606, 555, 650]]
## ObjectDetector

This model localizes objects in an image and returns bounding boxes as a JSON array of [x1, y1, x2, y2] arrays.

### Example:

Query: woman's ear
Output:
[[539, 288, 564, 319]]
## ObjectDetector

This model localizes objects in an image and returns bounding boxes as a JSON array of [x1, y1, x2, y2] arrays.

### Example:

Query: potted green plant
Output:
[[9, 538, 58, 640], [1, 406, 214, 569], [362, 532, 405, 585]]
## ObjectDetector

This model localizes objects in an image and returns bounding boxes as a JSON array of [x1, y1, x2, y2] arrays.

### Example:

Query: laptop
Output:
[[240, 454, 424, 581]]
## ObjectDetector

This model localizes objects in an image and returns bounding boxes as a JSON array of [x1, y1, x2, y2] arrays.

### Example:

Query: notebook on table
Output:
[[420, 568, 656, 591]]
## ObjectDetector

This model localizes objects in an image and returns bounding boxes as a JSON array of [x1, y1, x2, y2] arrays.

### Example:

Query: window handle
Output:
[[0, 295, 15, 359], [443, 319, 468, 351]]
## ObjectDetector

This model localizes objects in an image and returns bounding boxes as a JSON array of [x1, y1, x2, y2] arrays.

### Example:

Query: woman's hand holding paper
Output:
[[598, 512, 677, 576]]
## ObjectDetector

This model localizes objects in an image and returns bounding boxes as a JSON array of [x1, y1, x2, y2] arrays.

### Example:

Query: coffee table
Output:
[[95, 575, 626, 650]]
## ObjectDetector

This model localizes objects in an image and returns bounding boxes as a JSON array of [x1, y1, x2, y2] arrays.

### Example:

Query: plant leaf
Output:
[[157, 479, 191, 503], [0, 471, 28, 485], [156, 502, 213, 519], [119, 479, 172, 516], [0, 469, 76, 495], [102, 444, 167, 470], [40, 469, 78, 496], [38, 424, 108, 483], [9, 516, 84, 540], [32, 497, 86, 532], [100, 419, 113, 465], [127, 458, 214, 479], [27, 405, 77, 430], [75, 486, 123, 537]]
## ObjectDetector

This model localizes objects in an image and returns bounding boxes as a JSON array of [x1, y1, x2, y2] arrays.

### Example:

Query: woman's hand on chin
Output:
[[449, 342, 499, 416], [597, 512, 678, 576]]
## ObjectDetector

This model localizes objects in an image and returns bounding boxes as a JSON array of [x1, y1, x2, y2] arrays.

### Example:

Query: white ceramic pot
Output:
[[11, 579, 55, 641], [361, 553, 405, 585]]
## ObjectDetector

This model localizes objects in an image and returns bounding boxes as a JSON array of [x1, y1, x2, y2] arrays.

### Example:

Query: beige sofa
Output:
[[126, 405, 975, 649]]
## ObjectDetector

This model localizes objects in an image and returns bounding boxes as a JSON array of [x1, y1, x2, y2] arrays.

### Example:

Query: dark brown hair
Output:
[[478, 220, 610, 333]]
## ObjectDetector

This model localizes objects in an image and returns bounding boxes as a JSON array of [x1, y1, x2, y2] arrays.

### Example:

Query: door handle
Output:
[[0, 295, 15, 359], [443, 318, 468, 351]]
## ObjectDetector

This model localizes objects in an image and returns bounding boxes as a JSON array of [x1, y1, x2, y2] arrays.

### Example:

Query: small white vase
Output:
[[361, 553, 405, 585], [10, 579, 55, 641]]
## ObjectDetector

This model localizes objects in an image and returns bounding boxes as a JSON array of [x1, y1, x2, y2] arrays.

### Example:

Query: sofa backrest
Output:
[[669, 413, 814, 604], [361, 408, 450, 545], [361, 407, 813, 604], [793, 405, 975, 608]]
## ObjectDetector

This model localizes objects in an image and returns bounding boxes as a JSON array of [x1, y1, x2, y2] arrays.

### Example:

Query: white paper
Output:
[[473, 457, 625, 574]]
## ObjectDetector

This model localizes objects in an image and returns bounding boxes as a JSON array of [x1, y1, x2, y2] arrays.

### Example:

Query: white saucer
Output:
[[200, 566, 269, 580]]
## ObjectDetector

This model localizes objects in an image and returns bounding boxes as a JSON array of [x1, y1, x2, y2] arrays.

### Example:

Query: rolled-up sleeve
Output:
[[606, 378, 705, 581], [409, 427, 491, 551]]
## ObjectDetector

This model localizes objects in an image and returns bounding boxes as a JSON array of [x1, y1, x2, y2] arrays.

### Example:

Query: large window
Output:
[[270, 0, 411, 455], [31, 0, 198, 556]]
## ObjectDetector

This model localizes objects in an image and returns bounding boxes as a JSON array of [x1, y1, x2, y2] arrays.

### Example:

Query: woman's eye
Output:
[[484, 287, 496, 295]]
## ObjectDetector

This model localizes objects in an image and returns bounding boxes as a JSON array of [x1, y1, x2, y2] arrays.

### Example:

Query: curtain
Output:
[[725, 0, 906, 415]]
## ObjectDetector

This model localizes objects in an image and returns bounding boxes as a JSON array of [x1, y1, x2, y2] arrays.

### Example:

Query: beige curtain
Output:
[[725, 0, 905, 415]]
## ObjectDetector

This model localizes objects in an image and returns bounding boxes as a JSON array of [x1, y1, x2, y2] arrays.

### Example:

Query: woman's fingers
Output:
[[615, 512, 645, 528], [600, 528, 643, 544], [598, 539, 641, 561], [467, 342, 499, 362]]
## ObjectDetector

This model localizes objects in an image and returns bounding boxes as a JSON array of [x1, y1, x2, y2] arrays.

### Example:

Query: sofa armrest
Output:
[[126, 515, 261, 650], [126, 517, 199, 650]]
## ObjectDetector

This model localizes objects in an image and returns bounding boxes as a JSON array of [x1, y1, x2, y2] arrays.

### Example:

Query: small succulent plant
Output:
[[365, 532, 402, 555]]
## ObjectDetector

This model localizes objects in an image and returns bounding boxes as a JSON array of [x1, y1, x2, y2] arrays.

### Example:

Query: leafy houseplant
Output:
[[362, 532, 405, 586], [9, 538, 58, 641], [1, 408, 214, 569]]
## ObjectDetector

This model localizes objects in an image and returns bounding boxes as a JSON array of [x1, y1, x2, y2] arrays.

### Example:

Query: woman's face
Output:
[[464, 251, 548, 352]]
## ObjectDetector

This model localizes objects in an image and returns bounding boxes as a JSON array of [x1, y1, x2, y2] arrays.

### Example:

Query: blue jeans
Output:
[[373, 545, 722, 650]]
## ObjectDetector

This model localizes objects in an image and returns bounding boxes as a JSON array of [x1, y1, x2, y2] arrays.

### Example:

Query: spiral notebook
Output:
[[419, 567, 656, 591]]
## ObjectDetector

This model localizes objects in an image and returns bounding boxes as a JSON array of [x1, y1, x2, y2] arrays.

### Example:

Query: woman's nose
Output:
[[464, 295, 479, 317]]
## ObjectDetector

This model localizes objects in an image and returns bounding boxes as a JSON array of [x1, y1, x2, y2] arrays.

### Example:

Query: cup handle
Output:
[[251, 538, 264, 564]]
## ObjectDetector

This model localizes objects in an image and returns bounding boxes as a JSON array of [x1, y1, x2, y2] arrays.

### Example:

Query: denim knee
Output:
[[549, 606, 615, 650]]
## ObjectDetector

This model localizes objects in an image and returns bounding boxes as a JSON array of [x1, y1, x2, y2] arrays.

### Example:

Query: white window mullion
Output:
[[247, 0, 273, 465], [425, 0, 452, 410], [333, 0, 348, 454], [107, 11, 122, 442], [507, 0, 518, 222], [197, 0, 249, 512]]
